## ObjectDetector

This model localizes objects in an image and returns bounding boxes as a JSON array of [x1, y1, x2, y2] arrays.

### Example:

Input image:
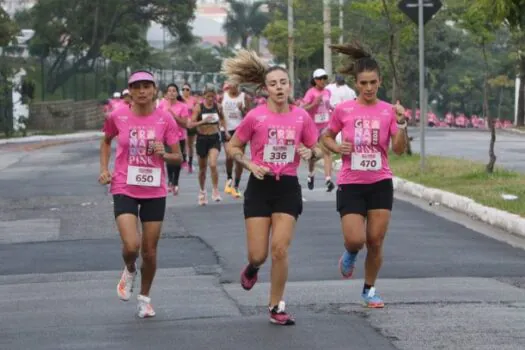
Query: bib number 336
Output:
[[127, 166, 161, 187], [351, 152, 381, 171], [263, 145, 295, 163]]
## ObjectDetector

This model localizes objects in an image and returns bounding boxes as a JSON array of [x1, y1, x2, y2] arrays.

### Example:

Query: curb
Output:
[[322, 159, 525, 238], [0, 131, 103, 145]]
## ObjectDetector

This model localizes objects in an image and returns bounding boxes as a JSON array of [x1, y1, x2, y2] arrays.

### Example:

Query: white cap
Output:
[[313, 68, 328, 78], [112, 92, 121, 98], [121, 89, 129, 96]]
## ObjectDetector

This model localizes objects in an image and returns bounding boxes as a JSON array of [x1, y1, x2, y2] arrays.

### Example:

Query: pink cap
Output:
[[128, 71, 156, 86]]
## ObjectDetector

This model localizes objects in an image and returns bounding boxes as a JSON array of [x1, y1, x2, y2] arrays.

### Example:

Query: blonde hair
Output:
[[221, 49, 277, 89], [330, 40, 379, 77]]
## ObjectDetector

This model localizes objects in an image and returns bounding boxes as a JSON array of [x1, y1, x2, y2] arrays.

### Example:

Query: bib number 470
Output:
[[360, 159, 377, 168]]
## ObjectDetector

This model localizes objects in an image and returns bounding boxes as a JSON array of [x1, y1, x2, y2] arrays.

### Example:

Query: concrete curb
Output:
[[324, 159, 525, 238], [0, 131, 103, 145]]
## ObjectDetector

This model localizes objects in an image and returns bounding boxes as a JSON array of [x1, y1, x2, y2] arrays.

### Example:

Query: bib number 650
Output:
[[136, 174, 154, 183]]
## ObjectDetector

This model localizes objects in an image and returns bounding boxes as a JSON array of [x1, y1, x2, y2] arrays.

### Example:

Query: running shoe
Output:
[[212, 188, 222, 202], [269, 301, 295, 325], [338, 251, 357, 279], [307, 175, 314, 190], [362, 287, 384, 308], [137, 295, 156, 318], [198, 191, 207, 206], [117, 265, 137, 301], [326, 179, 335, 192], [240, 264, 258, 291], [224, 179, 233, 195], [231, 187, 242, 198]]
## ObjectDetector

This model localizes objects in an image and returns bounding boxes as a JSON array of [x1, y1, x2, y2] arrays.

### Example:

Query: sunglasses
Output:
[[315, 75, 328, 80], [182, 88, 190, 91]]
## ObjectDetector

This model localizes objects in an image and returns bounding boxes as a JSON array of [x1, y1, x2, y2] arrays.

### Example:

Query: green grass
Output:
[[388, 153, 525, 217]]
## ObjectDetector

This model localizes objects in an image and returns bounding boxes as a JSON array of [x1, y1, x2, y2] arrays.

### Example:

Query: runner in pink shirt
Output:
[[99, 70, 182, 319], [182, 83, 197, 173], [161, 83, 191, 195], [222, 49, 322, 326], [302, 68, 335, 192], [323, 42, 407, 309]]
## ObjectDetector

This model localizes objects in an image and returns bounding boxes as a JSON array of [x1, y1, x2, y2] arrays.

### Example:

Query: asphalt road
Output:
[[1, 139, 525, 350], [408, 127, 525, 172]]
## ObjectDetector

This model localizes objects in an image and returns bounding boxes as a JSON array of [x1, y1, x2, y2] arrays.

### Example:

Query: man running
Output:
[[99, 70, 182, 318], [222, 50, 322, 325], [322, 42, 407, 308]]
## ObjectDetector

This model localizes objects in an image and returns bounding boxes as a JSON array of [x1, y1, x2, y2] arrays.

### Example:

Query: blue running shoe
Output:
[[338, 251, 357, 279], [362, 287, 384, 308]]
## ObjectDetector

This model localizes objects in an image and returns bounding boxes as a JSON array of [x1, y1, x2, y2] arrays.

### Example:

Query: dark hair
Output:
[[330, 41, 380, 78], [221, 50, 289, 90], [183, 82, 191, 89], [165, 83, 184, 102]]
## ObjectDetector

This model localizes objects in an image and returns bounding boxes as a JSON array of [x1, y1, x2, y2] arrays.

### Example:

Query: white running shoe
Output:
[[137, 294, 156, 318], [117, 265, 137, 301]]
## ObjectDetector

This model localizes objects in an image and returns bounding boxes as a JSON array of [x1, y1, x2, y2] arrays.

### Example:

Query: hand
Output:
[[394, 100, 406, 123], [98, 170, 112, 185], [204, 115, 215, 123], [153, 141, 165, 157], [297, 145, 313, 160], [337, 141, 353, 155], [247, 162, 270, 180], [225, 132, 231, 141]]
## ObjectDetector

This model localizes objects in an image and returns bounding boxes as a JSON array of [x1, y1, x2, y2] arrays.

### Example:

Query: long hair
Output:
[[330, 40, 380, 78], [166, 83, 184, 102], [221, 50, 272, 89]]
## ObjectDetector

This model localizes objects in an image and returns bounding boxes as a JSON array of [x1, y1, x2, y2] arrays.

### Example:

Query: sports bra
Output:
[[197, 103, 220, 125]]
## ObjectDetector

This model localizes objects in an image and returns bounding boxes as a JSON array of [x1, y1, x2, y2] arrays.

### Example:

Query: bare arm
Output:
[[226, 134, 252, 170], [391, 123, 407, 155], [99, 135, 113, 173], [164, 142, 183, 164], [321, 129, 341, 154], [168, 109, 189, 129], [188, 104, 206, 128]]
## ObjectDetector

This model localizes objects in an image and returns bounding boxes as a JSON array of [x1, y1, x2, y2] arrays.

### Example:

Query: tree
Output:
[[223, 0, 270, 48], [475, 0, 525, 126], [0, 5, 18, 46], [19, 0, 196, 93]]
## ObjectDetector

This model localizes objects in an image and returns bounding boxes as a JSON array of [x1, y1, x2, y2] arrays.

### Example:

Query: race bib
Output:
[[351, 152, 382, 171], [126, 166, 161, 187], [202, 113, 219, 123], [314, 112, 329, 123], [263, 145, 295, 163]]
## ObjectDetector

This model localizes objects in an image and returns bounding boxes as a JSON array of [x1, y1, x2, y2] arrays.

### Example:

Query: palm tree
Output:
[[223, 0, 269, 49]]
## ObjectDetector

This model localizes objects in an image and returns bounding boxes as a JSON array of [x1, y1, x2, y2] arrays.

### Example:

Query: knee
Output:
[[198, 166, 206, 176], [344, 234, 366, 251], [209, 162, 218, 171], [271, 243, 289, 261], [366, 234, 385, 252], [123, 242, 140, 256], [248, 251, 267, 266], [141, 247, 157, 263]]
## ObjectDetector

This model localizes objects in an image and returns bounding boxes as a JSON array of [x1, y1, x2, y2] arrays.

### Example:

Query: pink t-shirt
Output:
[[103, 107, 180, 199], [159, 99, 190, 140], [328, 99, 399, 185], [303, 87, 332, 130], [235, 105, 319, 177]]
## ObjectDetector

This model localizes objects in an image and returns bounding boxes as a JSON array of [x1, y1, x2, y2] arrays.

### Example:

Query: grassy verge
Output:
[[332, 153, 525, 217]]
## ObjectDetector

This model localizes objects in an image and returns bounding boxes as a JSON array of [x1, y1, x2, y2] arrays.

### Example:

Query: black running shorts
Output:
[[243, 174, 303, 219], [221, 129, 236, 143], [113, 194, 166, 222], [196, 133, 221, 158], [336, 178, 394, 217]]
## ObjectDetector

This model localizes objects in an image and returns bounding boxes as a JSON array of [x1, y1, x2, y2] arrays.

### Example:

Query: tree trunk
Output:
[[482, 43, 496, 173], [241, 35, 249, 49], [497, 87, 503, 119], [517, 58, 525, 126]]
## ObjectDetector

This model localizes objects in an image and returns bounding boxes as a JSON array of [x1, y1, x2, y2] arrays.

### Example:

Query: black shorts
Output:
[[196, 133, 221, 158], [243, 174, 303, 219], [187, 128, 197, 137], [336, 179, 393, 217], [221, 129, 236, 143], [113, 194, 166, 222]]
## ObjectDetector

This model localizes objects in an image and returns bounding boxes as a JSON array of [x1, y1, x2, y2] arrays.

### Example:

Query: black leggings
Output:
[[166, 139, 186, 186]]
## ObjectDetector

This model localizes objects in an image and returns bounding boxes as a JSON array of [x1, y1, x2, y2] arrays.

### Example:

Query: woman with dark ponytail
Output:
[[321, 40, 407, 308]]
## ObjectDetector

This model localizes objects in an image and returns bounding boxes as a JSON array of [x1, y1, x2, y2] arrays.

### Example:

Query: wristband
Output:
[[397, 120, 407, 129]]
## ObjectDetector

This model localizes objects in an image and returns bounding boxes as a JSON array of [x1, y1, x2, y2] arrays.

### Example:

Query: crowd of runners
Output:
[[98, 41, 408, 324]]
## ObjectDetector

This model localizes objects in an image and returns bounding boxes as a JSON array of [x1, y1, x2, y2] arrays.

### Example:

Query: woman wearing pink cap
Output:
[[222, 50, 321, 326], [302, 68, 335, 192], [99, 70, 182, 318], [322, 42, 407, 308]]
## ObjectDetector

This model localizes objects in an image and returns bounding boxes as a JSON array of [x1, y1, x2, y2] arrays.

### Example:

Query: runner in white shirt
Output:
[[221, 81, 248, 198], [326, 75, 356, 108]]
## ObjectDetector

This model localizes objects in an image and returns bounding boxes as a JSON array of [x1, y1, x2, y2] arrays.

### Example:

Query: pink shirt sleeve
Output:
[[164, 113, 180, 145], [301, 112, 319, 148], [102, 113, 118, 138], [303, 89, 314, 104], [234, 112, 255, 144], [328, 105, 343, 134]]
